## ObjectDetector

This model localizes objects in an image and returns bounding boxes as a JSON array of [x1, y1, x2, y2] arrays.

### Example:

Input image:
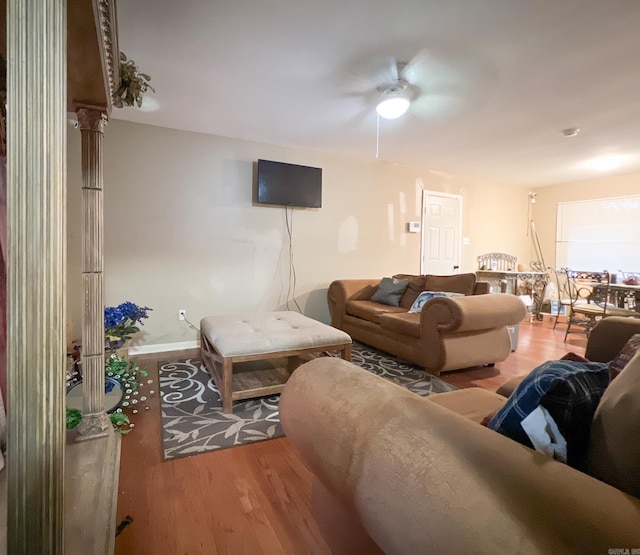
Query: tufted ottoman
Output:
[[200, 311, 352, 413]]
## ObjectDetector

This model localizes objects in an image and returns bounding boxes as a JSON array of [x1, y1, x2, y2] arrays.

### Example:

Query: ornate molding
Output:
[[93, 0, 120, 114], [76, 106, 108, 133]]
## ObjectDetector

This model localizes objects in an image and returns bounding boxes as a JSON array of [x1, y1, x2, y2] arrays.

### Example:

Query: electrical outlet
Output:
[[178, 309, 186, 321]]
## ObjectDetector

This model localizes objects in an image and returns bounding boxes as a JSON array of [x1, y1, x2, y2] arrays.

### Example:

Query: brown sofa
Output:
[[280, 316, 640, 554], [328, 273, 526, 375]]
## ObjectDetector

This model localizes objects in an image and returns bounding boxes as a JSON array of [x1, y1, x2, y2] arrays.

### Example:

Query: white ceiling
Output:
[[114, 0, 640, 187]]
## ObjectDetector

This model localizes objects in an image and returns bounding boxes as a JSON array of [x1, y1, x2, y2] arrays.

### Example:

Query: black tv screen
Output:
[[257, 159, 322, 208]]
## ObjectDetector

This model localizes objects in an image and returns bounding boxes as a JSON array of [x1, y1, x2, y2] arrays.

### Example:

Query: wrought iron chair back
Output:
[[546, 267, 573, 329], [615, 270, 640, 310], [563, 269, 611, 340]]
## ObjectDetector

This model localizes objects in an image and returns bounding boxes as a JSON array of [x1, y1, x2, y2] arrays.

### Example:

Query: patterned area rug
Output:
[[159, 341, 456, 460]]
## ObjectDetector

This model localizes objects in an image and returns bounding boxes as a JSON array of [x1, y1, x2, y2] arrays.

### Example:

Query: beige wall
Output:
[[67, 120, 533, 349], [531, 172, 640, 270]]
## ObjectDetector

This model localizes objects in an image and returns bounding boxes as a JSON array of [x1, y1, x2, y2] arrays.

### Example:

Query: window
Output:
[[556, 195, 640, 273]]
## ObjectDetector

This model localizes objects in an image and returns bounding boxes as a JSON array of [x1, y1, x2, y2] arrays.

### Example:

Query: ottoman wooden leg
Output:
[[341, 343, 352, 362], [222, 358, 233, 414]]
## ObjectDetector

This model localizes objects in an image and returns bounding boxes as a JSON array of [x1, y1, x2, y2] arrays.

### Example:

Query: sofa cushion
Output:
[[408, 291, 463, 313], [608, 333, 640, 381], [488, 360, 609, 469], [378, 312, 421, 339], [345, 300, 406, 324], [370, 277, 409, 307], [424, 273, 476, 296], [587, 350, 640, 498], [393, 274, 426, 309], [426, 388, 506, 424]]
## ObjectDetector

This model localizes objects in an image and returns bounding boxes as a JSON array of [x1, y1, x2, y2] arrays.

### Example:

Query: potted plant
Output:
[[67, 301, 154, 434], [114, 52, 155, 108]]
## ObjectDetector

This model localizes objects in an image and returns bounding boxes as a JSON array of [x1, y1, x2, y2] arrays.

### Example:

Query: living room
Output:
[[4, 0, 640, 552], [65, 123, 640, 351], [64, 1, 640, 350]]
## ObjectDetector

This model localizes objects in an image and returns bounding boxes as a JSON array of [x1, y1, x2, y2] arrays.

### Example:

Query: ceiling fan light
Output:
[[376, 94, 410, 119]]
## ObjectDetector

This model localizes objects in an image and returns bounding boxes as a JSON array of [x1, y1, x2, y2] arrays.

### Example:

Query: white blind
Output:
[[556, 195, 640, 273]]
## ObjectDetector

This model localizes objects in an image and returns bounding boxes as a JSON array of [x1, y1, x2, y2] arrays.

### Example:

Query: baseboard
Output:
[[128, 340, 200, 355]]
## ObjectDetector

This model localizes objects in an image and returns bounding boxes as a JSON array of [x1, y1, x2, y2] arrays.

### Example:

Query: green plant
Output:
[[66, 408, 82, 430], [105, 352, 149, 387], [66, 300, 154, 434], [114, 52, 155, 108], [66, 357, 152, 434], [106, 353, 150, 434], [110, 411, 132, 435]]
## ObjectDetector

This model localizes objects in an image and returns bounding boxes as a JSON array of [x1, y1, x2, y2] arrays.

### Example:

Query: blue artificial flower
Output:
[[104, 302, 153, 344], [104, 306, 124, 328]]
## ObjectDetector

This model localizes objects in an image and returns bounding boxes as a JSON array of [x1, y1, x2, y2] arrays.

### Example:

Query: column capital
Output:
[[76, 107, 108, 133]]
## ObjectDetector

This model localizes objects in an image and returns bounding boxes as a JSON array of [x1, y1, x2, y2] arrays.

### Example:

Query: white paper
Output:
[[521, 406, 568, 463]]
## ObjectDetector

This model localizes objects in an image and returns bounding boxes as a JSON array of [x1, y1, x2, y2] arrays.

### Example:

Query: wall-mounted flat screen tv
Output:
[[257, 159, 322, 208]]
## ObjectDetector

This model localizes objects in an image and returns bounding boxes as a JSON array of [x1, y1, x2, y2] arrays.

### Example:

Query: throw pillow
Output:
[[608, 333, 640, 381], [393, 274, 426, 309], [487, 360, 609, 469], [587, 349, 640, 498], [370, 277, 409, 307], [408, 291, 464, 314]]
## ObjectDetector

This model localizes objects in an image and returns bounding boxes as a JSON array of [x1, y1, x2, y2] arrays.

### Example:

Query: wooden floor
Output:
[[114, 320, 587, 555]]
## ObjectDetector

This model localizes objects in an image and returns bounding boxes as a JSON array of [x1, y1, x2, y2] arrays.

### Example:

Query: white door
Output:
[[421, 192, 462, 275]]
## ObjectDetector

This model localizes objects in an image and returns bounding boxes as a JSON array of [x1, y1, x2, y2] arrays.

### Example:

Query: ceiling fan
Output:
[[345, 48, 493, 123], [375, 69, 412, 119]]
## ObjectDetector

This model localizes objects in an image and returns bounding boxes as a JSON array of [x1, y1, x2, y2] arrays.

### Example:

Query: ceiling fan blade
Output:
[[401, 47, 497, 120], [387, 56, 399, 82], [343, 55, 402, 97], [401, 48, 460, 93], [410, 92, 464, 121]]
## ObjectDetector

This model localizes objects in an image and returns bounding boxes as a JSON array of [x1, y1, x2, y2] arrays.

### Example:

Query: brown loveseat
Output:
[[328, 273, 526, 375], [280, 316, 640, 554]]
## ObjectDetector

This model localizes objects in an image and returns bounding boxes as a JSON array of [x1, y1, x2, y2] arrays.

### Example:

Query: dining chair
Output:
[[616, 270, 640, 310], [546, 267, 572, 330], [564, 269, 639, 341]]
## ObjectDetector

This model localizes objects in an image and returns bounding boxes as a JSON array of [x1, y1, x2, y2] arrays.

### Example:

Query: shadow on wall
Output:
[[278, 288, 331, 324]]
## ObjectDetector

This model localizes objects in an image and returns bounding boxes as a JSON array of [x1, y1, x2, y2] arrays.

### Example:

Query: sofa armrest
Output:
[[419, 291, 526, 333], [327, 279, 380, 328], [417, 293, 526, 373], [585, 315, 640, 362], [281, 358, 640, 554]]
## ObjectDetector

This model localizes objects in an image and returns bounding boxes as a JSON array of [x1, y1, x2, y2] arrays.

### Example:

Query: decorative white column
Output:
[[76, 107, 111, 441], [7, 0, 67, 552]]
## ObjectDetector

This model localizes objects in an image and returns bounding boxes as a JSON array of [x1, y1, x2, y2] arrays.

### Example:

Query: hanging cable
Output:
[[284, 206, 302, 313]]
